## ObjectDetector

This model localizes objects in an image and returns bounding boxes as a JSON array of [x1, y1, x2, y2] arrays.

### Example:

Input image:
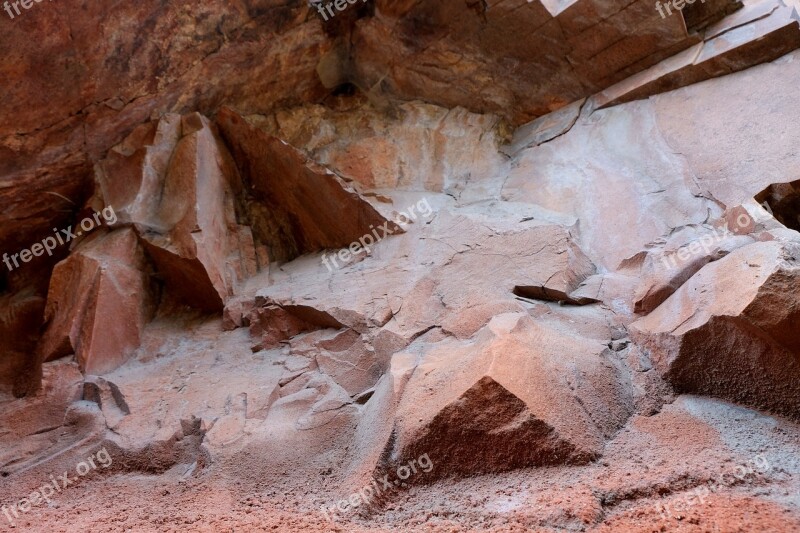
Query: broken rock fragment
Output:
[[248, 305, 344, 351], [38, 229, 154, 375], [630, 241, 800, 419], [216, 106, 399, 263], [634, 224, 755, 314]]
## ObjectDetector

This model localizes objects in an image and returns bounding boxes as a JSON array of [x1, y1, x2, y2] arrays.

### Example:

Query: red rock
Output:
[[216, 107, 400, 263], [94, 114, 183, 227], [96, 112, 261, 312], [315, 330, 384, 396], [38, 229, 154, 375], [354, 0, 711, 125], [6, 5, 800, 526], [0, 3, 329, 264]]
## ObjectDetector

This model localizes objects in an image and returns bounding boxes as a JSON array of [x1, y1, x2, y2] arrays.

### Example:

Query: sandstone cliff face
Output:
[[2, 1, 800, 531]]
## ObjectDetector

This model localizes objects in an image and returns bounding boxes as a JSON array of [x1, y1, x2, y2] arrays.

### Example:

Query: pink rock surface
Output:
[[96, 112, 260, 312], [4, 8, 800, 531], [631, 241, 800, 419], [386, 312, 633, 476]]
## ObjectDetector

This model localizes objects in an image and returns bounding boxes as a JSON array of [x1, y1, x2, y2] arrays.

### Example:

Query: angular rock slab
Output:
[[633, 224, 755, 314], [38, 229, 154, 375], [216, 106, 400, 263], [357, 0, 696, 125], [592, 1, 800, 110], [96, 112, 259, 312], [385, 312, 634, 477], [378, 211, 598, 341], [630, 241, 800, 419], [94, 114, 182, 228]]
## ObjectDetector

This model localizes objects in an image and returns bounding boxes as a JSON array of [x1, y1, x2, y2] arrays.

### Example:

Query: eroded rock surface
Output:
[[3, 5, 800, 531], [631, 240, 800, 419], [383, 312, 634, 477]]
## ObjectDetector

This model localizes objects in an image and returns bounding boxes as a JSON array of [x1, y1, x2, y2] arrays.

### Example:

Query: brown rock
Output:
[[630, 241, 800, 419], [38, 229, 154, 375], [316, 330, 384, 397], [354, 0, 700, 125], [592, 1, 800, 110], [94, 114, 183, 227], [216, 107, 400, 263], [82, 375, 131, 430], [0, 3, 329, 262], [0, 288, 46, 396], [385, 312, 634, 477], [248, 305, 343, 351]]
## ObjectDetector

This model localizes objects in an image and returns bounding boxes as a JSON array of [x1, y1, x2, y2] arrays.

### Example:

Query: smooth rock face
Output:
[[502, 100, 712, 272], [592, 0, 800, 110], [630, 241, 800, 419], [38, 229, 154, 376]]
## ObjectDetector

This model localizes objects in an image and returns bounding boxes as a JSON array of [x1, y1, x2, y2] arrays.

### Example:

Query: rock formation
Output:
[[2, 0, 800, 531]]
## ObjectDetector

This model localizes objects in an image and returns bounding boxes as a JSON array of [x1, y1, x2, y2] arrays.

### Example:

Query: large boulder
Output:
[[382, 312, 633, 477], [630, 240, 800, 419], [95, 112, 261, 311]]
